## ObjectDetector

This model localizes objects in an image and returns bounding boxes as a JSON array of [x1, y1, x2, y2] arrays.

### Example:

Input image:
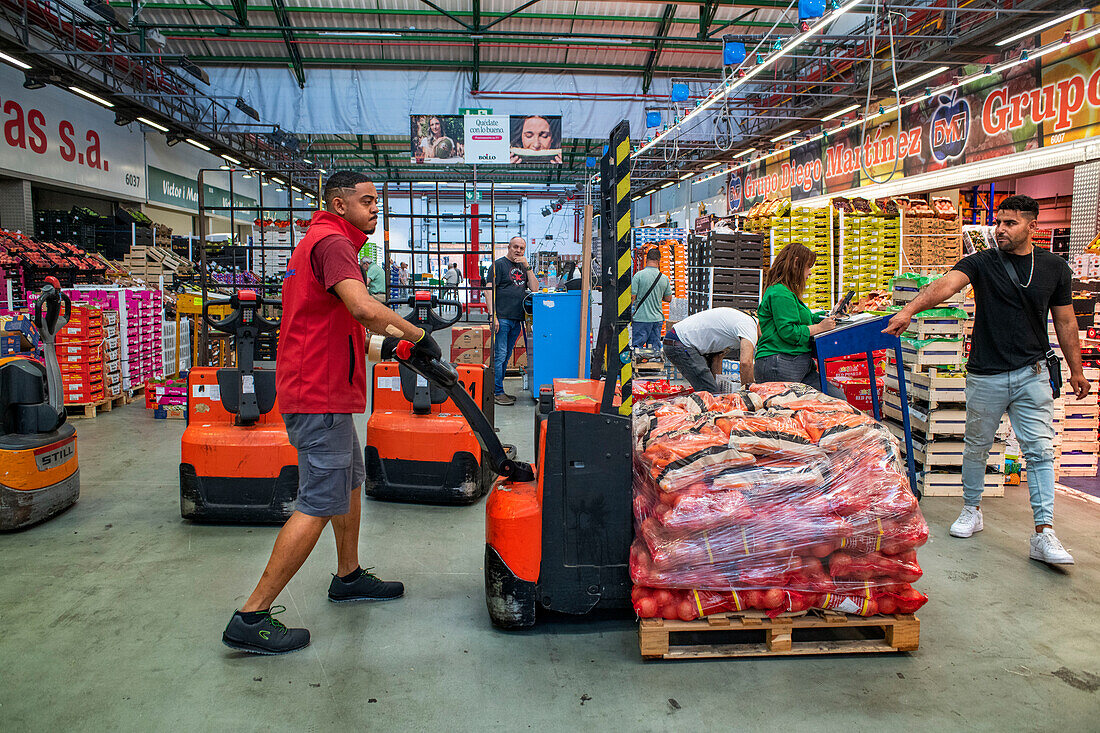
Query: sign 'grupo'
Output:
[[0, 65, 144, 198], [983, 64, 1100, 137]]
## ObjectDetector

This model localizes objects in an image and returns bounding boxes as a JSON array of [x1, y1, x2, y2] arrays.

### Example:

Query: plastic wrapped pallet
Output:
[[630, 382, 929, 620]]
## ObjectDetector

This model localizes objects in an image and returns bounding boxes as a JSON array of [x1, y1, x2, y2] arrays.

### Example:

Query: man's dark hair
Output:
[[997, 194, 1039, 219], [646, 248, 661, 262], [323, 171, 372, 209]]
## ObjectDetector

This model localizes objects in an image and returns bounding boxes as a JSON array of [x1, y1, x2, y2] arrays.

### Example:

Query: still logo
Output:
[[34, 438, 75, 471]]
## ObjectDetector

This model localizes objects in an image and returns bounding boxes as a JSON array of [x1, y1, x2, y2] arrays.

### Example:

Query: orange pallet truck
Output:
[[179, 290, 298, 522], [381, 122, 637, 628], [364, 291, 503, 505], [0, 277, 80, 530]]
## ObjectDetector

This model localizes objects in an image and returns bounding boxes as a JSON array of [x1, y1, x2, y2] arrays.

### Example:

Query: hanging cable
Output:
[[858, 0, 903, 185]]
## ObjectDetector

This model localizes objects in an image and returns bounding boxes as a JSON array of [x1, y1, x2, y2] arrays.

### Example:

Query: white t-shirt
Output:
[[672, 307, 758, 354]]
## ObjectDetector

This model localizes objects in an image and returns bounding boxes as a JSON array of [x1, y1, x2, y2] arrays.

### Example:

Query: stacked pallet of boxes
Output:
[[883, 279, 1005, 497], [708, 230, 767, 310], [747, 200, 831, 310], [121, 245, 193, 288], [836, 198, 900, 300], [0, 314, 40, 358], [632, 228, 687, 329], [64, 287, 164, 392], [1050, 317, 1100, 477], [450, 324, 491, 365], [252, 221, 300, 279], [899, 198, 961, 272], [56, 305, 105, 407], [102, 308, 122, 400]]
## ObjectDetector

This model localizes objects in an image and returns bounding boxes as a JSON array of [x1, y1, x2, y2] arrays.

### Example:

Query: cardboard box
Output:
[[451, 346, 487, 366], [508, 345, 527, 370], [452, 325, 490, 349]]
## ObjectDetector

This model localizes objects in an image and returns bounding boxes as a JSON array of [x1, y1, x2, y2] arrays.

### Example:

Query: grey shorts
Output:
[[282, 413, 366, 518]]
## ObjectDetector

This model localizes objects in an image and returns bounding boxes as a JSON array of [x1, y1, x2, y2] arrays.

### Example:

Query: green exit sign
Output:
[[460, 108, 493, 115], [465, 190, 482, 201]]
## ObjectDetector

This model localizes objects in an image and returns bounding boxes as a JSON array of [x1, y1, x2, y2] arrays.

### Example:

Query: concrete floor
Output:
[[2, 377, 1099, 731]]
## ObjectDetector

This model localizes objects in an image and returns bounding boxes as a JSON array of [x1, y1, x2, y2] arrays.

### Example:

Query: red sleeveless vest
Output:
[[275, 210, 368, 414]]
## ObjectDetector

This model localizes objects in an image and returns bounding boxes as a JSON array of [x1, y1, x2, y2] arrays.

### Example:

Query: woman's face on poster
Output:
[[521, 117, 553, 150], [430, 117, 443, 137]]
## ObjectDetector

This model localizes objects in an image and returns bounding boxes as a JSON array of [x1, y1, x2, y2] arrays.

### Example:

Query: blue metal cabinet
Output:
[[531, 292, 590, 394]]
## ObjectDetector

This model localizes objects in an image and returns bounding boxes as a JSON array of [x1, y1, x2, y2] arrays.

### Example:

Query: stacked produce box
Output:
[[745, 200, 831, 310], [898, 197, 961, 271], [64, 287, 164, 391], [450, 324, 491, 365], [146, 376, 188, 419], [631, 228, 688, 329], [630, 383, 929, 621], [1050, 319, 1100, 477], [0, 314, 39, 358], [707, 230, 767, 311], [102, 309, 122, 400], [0, 230, 108, 304], [56, 305, 105, 406], [835, 198, 901, 300], [882, 279, 1006, 497]]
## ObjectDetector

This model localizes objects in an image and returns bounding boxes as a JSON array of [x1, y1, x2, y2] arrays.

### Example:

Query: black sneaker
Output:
[[222, 606, 310, 655], [327, 567, 405, 603]]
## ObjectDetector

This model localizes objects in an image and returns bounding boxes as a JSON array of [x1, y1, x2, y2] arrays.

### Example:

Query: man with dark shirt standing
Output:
[[222, 172, 442, 655], [885, 195, 1088, 566], [486, 236, 540, 405]]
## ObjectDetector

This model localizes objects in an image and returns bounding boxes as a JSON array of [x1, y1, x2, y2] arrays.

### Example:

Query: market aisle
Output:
[[0, 397, 1096, 731]]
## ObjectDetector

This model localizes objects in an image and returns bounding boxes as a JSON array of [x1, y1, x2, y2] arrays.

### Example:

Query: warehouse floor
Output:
[[2, 373, 1098, 730]]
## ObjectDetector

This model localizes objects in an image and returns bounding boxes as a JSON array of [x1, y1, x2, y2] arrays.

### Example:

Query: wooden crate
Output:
[[904, 316, 967, 340], [639, 611, 920, 660], [918, 469, 1005, 497], [884, 364, 966, 406], [899, 340, 964, 370]]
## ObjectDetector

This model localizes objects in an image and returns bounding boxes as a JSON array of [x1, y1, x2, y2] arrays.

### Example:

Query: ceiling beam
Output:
[[642, 4, 676, 94], [269, 0, 305, 87], [417, 0, 475, 30], [228, 0, 248, 26], [698, 0, 722, 39]]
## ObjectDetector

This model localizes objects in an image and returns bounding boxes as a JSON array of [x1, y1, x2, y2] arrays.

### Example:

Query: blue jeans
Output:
[[963, 363, 1055, 525], [632, 321, 663, 349], [493, 317, 524, 395]]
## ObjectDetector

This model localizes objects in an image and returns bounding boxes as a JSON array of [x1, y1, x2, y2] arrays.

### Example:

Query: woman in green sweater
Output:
[[755, 242, 840, 391]]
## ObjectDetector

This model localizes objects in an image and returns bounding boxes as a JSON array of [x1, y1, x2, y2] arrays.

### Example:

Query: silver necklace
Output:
[[1021, 248, 1035, 288]]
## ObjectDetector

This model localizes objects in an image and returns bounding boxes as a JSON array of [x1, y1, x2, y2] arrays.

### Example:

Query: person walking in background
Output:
[[754, 242, 840, 393], [885, 194, 1088, 565], [486, 236, 540, 405], [398, 262, 411, 298], [631, 248, 673, 351], [443, 262, 462, 302], [663, 307, 757, 392]]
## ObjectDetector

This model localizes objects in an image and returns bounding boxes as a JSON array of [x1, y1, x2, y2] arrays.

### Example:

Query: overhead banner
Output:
[[509, 115, 563, 164], [146, 166, 256, 222], [0, 65, 144, 199], [464, 114, 509, 164], [729, 16, 1100, 204]]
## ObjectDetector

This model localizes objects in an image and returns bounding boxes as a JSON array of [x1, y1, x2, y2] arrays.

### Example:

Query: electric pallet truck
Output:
[[384, 122, 637, 627], [364, 290, 502, 505], [0, 277, 80, 530], [179, 290, 298, 522]]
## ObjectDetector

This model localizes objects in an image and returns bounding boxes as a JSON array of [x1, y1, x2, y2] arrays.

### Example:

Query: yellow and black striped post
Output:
[[598, 121, 633, 416]]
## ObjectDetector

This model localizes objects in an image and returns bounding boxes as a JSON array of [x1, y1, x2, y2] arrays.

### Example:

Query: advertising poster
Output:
[[464, 114, 509, 164], [509, 115, 563, 164], [410, 115, 465, 163]]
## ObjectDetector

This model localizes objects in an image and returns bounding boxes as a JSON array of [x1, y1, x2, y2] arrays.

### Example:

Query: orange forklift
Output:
[[179, 290, 298, 522], [364, 291, 501, 505], [0, 278, 80, 530], [384, 122, 636, 627]]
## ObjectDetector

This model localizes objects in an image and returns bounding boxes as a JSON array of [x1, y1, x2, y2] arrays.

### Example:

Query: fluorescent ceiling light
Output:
[[302, 158, 313, 164], [659, 181, 675, 189], [894, 65, 949, 92], [553, 36, 633, 44], [679, 171, 694, 180], [701, 162, 722, 170], [996, 8, 1088, 47], [218, 165, 230, 170], [317, 31, 402, 38], [771, 129, 800, 142], [734, 147, 757, 158], [185, 138, 210, 151], [68, 86, 114, 108], [305, 192, 315, 199], [136, 116, 169, 132], [632, 195, 642, 201], [822, 103, 860, 122], [221, 153, 241, 165], [271, 176, 287, 185], [0, 51, 31, 70]]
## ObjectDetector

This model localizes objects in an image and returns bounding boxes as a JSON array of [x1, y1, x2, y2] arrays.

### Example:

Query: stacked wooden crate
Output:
[[120, 245, 193, 287], [1051, 312, 1100, 476], [883, 291, 1006, 496], [708, 230, 767, 311]]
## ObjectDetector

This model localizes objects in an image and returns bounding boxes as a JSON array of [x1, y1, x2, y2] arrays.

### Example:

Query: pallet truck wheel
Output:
[[484, 544, 537, 629]]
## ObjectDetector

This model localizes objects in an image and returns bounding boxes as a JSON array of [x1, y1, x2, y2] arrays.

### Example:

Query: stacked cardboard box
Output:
[[64, 287, 165, 391], [0, 314, 40, 358], [56, 305, 105, 405], [839, 211, 900, 299], [901, 214, 962, 271], [450, 324, 491, 365], [102, 308, 122, 399]]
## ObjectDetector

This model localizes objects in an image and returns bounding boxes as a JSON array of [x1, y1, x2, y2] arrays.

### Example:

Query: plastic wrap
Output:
[[631, 382, 929, 619]]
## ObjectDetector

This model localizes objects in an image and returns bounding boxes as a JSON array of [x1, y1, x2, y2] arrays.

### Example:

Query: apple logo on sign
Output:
[[727, 174, 743, 213], [930, 92, 970, 162]]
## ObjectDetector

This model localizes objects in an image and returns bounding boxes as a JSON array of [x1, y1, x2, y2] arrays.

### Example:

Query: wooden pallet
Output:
[[64, 393, 127, 419], [904, 317, 967, 340], [639, 611, 920, 660], [899, 340, 964, 370]]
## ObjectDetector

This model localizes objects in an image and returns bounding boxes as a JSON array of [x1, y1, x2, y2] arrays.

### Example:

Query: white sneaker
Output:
[[949, 506, 983, 538], [1030, 529, 1075, 565]]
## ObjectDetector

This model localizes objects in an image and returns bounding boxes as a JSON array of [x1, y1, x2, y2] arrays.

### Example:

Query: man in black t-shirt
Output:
[[486, 236, 540, 404], [885, 195, 1088, 566]]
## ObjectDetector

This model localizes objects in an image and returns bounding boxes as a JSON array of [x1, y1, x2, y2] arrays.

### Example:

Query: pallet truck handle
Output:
[[33, 278, 69, 416], [392, 343, 535, 483]]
